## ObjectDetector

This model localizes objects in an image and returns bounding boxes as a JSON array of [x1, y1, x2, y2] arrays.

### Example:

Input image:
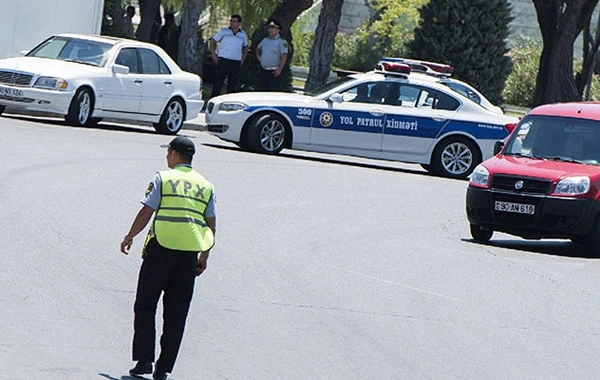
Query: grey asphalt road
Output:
[[1, 114, 600, 380]]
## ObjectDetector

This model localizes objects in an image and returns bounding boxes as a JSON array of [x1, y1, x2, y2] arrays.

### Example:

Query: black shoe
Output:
[[153, 370, 168, 380], [129, 361, 153, 376]]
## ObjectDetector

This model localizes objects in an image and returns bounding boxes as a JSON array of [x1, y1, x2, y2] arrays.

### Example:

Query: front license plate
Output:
[[494, 201, 535, 214], [0, 85, 24, 98]]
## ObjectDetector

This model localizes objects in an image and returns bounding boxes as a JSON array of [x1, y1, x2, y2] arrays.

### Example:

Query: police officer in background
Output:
[[120, 136, 216, 380], [210, 14, 248, 97], [256, 19, 288, 91]]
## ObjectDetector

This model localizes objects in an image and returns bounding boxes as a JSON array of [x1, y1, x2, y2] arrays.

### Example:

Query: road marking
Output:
[[329, 265, 461, 302]]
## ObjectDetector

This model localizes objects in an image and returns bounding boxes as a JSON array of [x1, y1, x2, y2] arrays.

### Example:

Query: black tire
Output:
[[0, 105, 5, 116], [154, 98, 185, 135], [432, 136, 480, 179], [89, 117, 103, 126], [420, 164, 438, 174], [585, 218, 600, 258], [247, 113, 288, 154], [470, 224, 493, 242], [66, 87, 94, 126]]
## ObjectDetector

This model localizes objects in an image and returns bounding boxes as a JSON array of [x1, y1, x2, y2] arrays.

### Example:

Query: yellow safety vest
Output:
[[153, 166, 214, 252]]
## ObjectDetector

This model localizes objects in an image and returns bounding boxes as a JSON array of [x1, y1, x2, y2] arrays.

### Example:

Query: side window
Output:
[[396, 85, 421, 107], [139, 48, 160, 74], [115, 48, 139, 73], [158, 57, 172, 74], [445, 82, 481, 105], [433, 91, 460, 111]]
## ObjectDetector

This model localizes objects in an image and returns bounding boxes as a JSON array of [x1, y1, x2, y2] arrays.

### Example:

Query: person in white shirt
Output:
[[209, 14, 248, 97]]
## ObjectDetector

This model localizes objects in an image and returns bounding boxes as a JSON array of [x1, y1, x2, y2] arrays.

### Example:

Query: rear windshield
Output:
[[504, 115, 600, 165]]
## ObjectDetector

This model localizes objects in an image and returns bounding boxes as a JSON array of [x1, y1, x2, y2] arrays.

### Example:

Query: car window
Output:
[[158, 57, 171, 74], [432, 91, 460, 111], [139, 48, 162, 74], [27, 36, 111, 67], [444, 82, 481, 105], [115, 48, 139, 73], [340, 82, 390, 104], [304, 77, 355, 96], [505, 115, 600, 164]]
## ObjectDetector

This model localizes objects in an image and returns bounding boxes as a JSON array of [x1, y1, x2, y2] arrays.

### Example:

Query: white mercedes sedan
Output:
[[0, 33, 203, 134]]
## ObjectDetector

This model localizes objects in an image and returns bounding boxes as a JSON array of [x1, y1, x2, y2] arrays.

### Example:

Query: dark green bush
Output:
[[407, 0, 513, 106]]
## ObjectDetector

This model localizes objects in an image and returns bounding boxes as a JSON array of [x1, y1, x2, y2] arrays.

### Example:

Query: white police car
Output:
[[205, 62, 518, 179]]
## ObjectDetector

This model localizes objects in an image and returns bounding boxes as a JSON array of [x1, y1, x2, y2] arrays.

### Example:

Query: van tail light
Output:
[[504, 123, 517, 134]]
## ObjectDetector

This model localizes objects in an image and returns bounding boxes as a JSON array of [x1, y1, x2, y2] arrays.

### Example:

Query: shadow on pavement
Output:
[[462, 237, 594, 259], [98, 373, 149, 380], [201, 142, 469, 181], [2, 114, 158, 135]]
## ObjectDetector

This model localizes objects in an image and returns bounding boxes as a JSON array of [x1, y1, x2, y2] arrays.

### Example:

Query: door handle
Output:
[[432, 116, 447, 122], [369, 110, 385, 117], [164, 81, 173, 85], [134, 79, 143, 84]]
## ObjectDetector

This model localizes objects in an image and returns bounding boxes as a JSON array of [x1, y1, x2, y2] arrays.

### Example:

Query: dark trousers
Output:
[[132, 238, 198, 373], [211, 57, 241, 97], [259, 68, 281, 91]]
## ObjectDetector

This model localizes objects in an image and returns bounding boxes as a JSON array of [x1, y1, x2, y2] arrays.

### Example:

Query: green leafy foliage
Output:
[[502, 37, 540, 108], [407, 0, 513, 105]]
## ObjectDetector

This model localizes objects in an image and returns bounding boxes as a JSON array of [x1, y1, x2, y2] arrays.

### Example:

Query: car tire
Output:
[[584, 218, 600, 258], [470, 224, 493, 242], [66, 87, 94, 126], [154, 98, 185, 135], [247, 113, 287, 154], [420, 164, 438, 175], [432, 136, 480, 179], [89, 117, 103, 125], [0, 105, 5, 116]]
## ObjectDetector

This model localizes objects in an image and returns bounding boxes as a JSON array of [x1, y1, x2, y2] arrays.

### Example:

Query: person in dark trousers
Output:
[[121, 136, 217, 380], [157, 12, 179, 60], [209, 14, 248, 97], [256, 19, 288, 91]]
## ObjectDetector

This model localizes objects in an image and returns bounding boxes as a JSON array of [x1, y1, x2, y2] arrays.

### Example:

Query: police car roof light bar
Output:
[[375, 61, 411, 76], [381, 57, 454, 76]]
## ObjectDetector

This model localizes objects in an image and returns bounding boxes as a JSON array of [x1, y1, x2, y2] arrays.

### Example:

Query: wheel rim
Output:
[[441, 141, 473, 175], [260, 119, 285, 152], [78, 92, 91, 124], [165, 101, 183, 132]]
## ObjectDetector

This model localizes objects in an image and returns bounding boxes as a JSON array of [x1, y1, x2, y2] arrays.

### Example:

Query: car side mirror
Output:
[[493, 140, 505, 155], [112, 64, 130, 74], [328, 93, 343, 103]]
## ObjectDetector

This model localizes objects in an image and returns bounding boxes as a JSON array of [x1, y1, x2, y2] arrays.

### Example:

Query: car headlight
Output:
[[33, 77, 68, 90], [218, 102, 248, 111], [553, 176, 590, 195], [469, 164, 489, 187]]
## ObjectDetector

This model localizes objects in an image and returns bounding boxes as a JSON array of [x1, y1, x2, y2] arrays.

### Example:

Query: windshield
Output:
[[26, 36, 113, 67], [504, 115, 600, 165], [304, 77, 355, 96]]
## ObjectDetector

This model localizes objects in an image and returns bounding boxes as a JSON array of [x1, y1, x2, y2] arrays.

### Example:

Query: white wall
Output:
[[0, 0, 105, 58]]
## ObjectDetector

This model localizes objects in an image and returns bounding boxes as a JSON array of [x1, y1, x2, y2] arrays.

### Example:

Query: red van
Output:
[[466, 102, 600, 256]]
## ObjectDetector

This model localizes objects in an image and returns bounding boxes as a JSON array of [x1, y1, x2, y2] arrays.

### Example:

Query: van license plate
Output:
[[494, 201, 535, 214]]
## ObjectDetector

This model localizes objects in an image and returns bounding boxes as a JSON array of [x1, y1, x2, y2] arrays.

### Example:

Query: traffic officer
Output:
[[120, 136, 216, 380], [210, 14, 248, 97], [256, 19, 288, 91]]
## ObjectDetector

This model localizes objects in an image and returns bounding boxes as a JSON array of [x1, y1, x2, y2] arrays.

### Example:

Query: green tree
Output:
[[366, 0, 429, 57], [407, 0, 513, 105]]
